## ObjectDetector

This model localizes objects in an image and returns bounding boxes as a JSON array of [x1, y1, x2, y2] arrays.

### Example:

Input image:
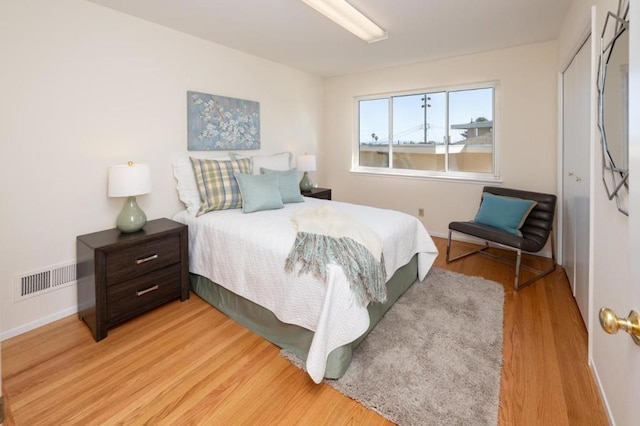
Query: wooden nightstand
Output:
[[303, 187, 332, 200], [77, 218, 189, 341]]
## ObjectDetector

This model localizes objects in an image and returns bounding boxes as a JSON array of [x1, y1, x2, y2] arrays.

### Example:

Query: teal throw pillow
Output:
[[474, 193, 537, 237], [233, 172, 284, 213], [260, 168, 304, 203]]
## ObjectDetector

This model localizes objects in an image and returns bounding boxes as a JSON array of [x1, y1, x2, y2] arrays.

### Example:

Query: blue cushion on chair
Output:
[[474, 192, 537, 237]]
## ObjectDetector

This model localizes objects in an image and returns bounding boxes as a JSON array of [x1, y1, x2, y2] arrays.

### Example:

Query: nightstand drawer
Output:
[[106, 235, 180, 285], [304, 187, 331, 200], [78, 218, 189, 341], [107, 264, 182, 325]]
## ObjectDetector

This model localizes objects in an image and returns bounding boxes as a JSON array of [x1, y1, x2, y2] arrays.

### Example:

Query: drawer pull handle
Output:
[[136, 254, 158, 265], [136, 285, 159, 297]]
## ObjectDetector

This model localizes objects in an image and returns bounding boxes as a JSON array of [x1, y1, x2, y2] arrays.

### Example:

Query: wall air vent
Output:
[[14, 261, 77, 301]]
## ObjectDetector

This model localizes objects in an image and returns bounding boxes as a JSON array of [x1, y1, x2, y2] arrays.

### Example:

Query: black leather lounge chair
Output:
[[446, 186, 557, 291]]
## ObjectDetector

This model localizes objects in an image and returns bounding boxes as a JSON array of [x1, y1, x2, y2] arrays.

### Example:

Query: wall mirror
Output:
[[598, 0, 630, 215]]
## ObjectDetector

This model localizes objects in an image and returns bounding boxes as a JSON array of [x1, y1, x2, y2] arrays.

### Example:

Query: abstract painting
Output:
[[187, 91, 260, 151]]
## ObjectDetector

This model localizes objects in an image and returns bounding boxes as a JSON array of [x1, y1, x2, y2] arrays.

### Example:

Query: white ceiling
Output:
[[86, 0, 572, 77]]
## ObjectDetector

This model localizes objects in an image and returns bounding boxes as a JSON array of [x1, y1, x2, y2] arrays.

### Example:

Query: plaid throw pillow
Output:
[[190, 157, 251, 215]]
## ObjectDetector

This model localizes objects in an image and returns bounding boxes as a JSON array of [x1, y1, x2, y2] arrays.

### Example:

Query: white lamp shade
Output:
[[108, 163, 151, 197], [297, 154, 317, 172]]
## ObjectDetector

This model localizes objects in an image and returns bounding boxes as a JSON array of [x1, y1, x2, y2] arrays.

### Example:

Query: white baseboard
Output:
[[0, 306, 78, 342], [590, 358, 615, 425]]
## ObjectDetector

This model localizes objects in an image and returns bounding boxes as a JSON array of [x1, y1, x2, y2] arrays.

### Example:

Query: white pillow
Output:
[[173, 156, 230, 214], [230, 152, 292, 175]]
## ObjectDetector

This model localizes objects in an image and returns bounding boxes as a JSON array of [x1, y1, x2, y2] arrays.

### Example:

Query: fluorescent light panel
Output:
[[301, 0, 387, 43]]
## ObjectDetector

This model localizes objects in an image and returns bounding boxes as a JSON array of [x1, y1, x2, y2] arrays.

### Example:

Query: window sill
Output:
[[350, 167, 502, 185]]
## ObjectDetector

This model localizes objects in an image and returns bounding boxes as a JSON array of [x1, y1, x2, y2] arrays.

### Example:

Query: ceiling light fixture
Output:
[[300, 0, 387, 43]]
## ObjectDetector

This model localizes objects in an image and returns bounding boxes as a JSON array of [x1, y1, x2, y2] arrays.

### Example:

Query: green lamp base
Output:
[[299, 171, 314, 192], [116, 196, 147, 233]]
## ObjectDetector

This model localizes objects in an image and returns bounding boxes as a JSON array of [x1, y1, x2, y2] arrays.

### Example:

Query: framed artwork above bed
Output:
[[187, 91, 260, 151]]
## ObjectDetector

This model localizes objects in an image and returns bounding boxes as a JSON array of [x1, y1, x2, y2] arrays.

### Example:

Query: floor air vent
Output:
[[15, 262, 77, 301]]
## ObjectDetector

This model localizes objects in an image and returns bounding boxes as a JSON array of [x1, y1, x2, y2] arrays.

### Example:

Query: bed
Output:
[[171, 155, 438, 383]]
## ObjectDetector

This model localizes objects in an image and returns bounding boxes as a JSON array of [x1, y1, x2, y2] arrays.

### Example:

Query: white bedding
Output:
[[173, 198, 438, 383]]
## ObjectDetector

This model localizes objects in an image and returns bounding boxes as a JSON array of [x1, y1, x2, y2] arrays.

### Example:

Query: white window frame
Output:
[[351, 81, 501, 183]]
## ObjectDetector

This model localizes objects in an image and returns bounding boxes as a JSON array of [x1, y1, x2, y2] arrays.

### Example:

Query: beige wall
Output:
[[321, 41, 559, 236], [0, 0, 324, 338], [319, 42, 557, 235]]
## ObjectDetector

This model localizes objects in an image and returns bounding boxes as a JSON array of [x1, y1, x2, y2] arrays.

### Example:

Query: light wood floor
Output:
[[2, 237, 607, 425]]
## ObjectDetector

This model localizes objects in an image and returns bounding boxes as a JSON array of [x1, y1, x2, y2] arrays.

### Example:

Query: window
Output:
[[356, 83, 497, 180]]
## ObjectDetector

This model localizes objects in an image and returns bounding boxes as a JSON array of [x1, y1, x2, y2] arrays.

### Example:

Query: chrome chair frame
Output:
[[446, 229, 556, 291]]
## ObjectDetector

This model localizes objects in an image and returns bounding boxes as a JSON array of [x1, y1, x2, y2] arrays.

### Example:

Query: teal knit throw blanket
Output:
[[285, 231, 387, 306]]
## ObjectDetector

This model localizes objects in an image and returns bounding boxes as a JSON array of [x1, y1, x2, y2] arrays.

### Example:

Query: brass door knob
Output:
[[599, 307, 640, 346]]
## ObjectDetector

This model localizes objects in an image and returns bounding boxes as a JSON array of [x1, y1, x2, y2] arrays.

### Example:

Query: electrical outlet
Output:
[[418, 208, 424, 217]]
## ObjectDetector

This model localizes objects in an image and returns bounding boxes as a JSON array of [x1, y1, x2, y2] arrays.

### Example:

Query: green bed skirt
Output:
[[190, 254, 418, 379]]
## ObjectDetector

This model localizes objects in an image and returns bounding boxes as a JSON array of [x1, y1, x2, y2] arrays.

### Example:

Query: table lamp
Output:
[[297, 154, 316, 192], [108, 161, 151, 233]]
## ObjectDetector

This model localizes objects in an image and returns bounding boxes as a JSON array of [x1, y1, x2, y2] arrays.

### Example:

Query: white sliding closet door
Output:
[[562, 35, 591, 328]]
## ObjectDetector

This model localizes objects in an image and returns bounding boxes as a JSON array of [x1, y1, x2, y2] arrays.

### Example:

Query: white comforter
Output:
[[173, 198, 438, 383]]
